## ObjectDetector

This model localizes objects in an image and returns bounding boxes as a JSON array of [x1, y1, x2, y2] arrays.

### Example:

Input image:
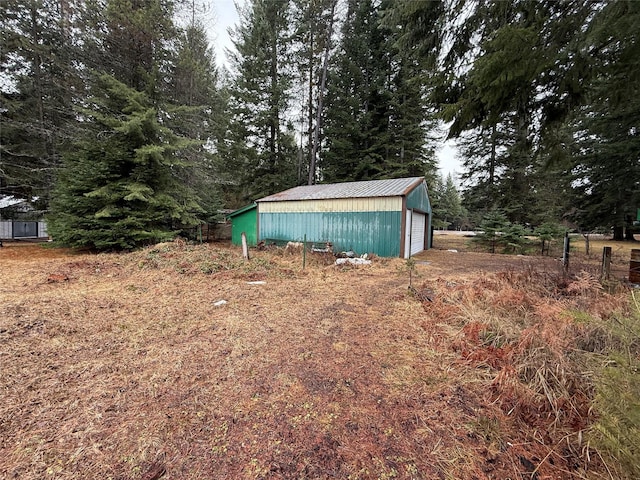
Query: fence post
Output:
[[562, 232, 570, 273], [630, 249, 640, 283], [601, 246, 612, 280], [241, 232, 250, 261], [303, 234, 307, 270]]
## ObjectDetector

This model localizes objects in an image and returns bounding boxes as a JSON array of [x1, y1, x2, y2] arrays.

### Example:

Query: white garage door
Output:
[[411, 212, 426, 256]]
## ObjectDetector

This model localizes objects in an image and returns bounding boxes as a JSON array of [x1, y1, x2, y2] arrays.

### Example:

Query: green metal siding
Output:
[[230, 207, 257, 246], [259, 211, 402, 257], [406, 183, 431, 213]]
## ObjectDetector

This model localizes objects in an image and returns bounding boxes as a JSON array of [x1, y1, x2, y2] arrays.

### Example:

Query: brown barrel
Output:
[[630, 249, 640, 283]]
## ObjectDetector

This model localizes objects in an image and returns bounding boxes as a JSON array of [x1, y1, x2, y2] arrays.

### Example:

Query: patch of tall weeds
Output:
[[421, 268, 640, 478], [587, 292, 640, 479]]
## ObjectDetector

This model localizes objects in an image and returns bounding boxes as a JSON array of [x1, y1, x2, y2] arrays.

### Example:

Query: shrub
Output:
[[473, 211, 529, 254], [534, 222, 567, 256]]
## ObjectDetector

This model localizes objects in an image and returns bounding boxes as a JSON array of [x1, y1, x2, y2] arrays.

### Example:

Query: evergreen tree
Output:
[[385, 43, 439, 183], [290, 0, 337, 185], [436, 1, 595, 225], [48, 75, 203, 249], [0, 0, 78, 205], [322, 0, 438, 183], [473, 210, 510, 254], [172, 21, 219, 108], [473, 209, 528, 254], [439, 174, 467, 230], [322, 0, 391, 181], [168, 19, 226, 222], [226, 0, 298, 201], [444, 11, 543, 223], [99, 0, 177, 96], [569, 1, 640, 240]]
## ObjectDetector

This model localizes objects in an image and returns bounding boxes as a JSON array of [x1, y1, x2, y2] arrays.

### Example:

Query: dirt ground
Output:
[[0, 237, 632, 479]]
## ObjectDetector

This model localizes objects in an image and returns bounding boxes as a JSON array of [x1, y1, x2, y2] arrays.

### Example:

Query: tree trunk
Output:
[[269, 36, 278, 171], [30, 5, 45, 128], [308, 0, 337, 186], [613, 225, 624, 241], [625, 226, 636, 241], [582, 233, 590, 256], [307, 30, 314, 183], [489, 123, 496, 186]]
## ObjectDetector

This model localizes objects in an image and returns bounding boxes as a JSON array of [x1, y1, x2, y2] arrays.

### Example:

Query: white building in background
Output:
[[0, 196, 48, 240]]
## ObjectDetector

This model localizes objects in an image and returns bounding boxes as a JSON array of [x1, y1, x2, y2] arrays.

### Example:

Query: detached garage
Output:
[[257, 177, 431, 258]]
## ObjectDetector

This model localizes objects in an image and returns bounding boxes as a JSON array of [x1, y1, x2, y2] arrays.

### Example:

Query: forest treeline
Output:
[[1, 0, 638, 248]]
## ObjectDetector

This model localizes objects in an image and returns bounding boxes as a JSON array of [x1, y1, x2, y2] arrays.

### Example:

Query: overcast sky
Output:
[[209, 0, 461, 182]]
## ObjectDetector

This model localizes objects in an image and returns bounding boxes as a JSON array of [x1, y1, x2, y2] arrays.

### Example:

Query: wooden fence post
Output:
[[630, 249, 640, 283], [241, 232, 250, 261], [601, 246, 612, 280], [562, 232, 570, 273]]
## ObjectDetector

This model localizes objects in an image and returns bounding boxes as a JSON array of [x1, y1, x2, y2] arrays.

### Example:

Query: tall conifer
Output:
[[48, 75, 202, 249], [226, 0, 297, 201]]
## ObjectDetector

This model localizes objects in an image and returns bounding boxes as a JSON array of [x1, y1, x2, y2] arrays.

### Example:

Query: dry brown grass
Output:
[[431, 232, 639, 283], [0, 240, 633, 479]]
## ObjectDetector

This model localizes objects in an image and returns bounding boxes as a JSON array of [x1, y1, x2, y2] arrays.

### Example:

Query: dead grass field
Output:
[[0, 238, 636, 479]]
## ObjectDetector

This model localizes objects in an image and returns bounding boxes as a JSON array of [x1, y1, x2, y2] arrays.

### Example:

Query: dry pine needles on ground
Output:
[[0, 240, 637, 479]]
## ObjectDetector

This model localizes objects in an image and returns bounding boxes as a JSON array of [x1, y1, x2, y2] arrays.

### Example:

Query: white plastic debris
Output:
[[247, 281, 266, 285], [213, 300, 228, 307], [447, 249, 458, 253], [335, 258, 372, 266]]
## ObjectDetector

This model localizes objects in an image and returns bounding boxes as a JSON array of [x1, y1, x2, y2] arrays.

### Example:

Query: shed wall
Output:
[[259, 210, 402, 257], [0, 221, 48, 239], [230, 208, 257, 246], [259, 197, 402, 213], [406, 183, 431, 213], [0, 221, 11, 239]]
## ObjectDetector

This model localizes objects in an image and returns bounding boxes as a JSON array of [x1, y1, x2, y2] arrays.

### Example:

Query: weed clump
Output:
[[420, 268, 640, 479]]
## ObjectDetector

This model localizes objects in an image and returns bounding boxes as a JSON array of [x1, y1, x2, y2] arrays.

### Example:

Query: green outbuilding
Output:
[[228, 203, 258, 247], [256, 177, 431, 258]]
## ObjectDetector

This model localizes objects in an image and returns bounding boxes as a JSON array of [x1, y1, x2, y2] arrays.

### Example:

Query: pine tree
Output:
[[99, 0, 177, 96], [570, 1, 640, 240], [47, 75, 203, 249], [435, 1, 596, 226], [444, 14, 542, 223], [322, 0, 439, 183], [168, 19, 226, 222], [322, 0, 389, 182], [226, 0, 298, 202], [441, 174, 466, 230], [0, 0, 78, 206]]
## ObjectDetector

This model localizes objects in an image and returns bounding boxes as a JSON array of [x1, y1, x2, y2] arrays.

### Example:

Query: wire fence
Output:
[[564, 245, 638, 285], [434, 233, 640, 285]]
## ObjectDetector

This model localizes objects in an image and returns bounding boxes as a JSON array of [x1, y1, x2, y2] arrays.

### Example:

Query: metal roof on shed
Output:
[[227, 203, 256, 218], [257, 177, 425, 202]]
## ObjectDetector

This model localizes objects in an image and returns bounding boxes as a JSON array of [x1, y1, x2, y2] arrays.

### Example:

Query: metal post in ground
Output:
[[303, 234, 307, 270]]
